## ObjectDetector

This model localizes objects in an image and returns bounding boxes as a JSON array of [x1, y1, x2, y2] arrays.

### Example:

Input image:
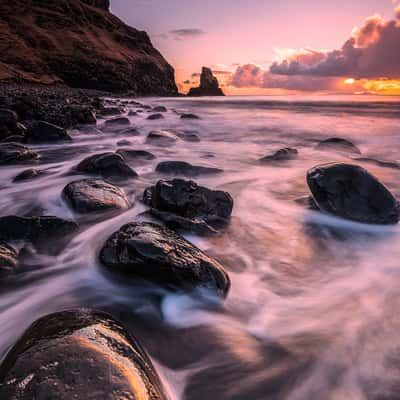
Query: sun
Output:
[[344, 78, 355, 85]]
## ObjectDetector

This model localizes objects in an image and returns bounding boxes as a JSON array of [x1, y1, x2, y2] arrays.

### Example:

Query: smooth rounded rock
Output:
[[13, 168, 43, 182], [100, 222, 230, 296], [307, 163, 400, 224], [156, 161, 222, 176], [316, 138, 361, 154], [105, 117, 130, 126], [0, 143, 38, 165], [116, 149, 156, 161], [180, 113, 200, 120], [260, 147, 298, 162], [152, 106, 167, 112], [146, 130, 178, 145], [63, 179, 131, 213], [25, 121, 72, 143], [0, 309, 168, 400], [147, 113, 164, 120]]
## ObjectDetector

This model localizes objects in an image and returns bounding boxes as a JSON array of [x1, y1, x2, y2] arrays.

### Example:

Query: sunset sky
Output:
[[111, 0, 400, 95]]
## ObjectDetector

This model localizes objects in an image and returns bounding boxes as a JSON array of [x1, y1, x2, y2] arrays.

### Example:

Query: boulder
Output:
[[188, 67, 225, 96], [13, 168, 43, 182], [100, 107, 124, 116], [307, 163, 400, 224], [147, 113, 164, 120], [0, 309, 168, 400], [177, 131, 200, 142], [75, 152, 138, 179], [316, 138, 361, 154], [105, 117, 130, 126], [127, 110, 137, 116], [143, 179, 234, 234], [180, 113, 200, 120], [156, 161, 222, 176], [63, 179, 130, 213], [68, 105, 96, 125], [0, 216, 78, 244], [260, 147, 298, 162], [0, 109, 26, 139], [0, 143, 38, 165], [116, 139, 132, 146], [24, 121, 72, 143], [116, 149, 156, 161], [100, 222, 230, 296], [146, 130, 178, 145], [152, 106, 167, 112], [0, 242, 18, 274]]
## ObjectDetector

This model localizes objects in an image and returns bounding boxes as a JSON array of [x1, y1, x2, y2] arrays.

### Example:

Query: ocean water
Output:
[[1, 95, 400, 399]]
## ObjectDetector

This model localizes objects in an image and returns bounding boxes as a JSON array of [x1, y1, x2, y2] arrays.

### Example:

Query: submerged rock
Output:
[[116, 149, 156, 161], [24, 121, 72, 143], [177, 131, 200, 142], [13, 168, 43, 182], [146, 130, 178, 145], [260, 147, 298, 162], [316, 138, 361, 154], [307, 163, 400, 224], [100, 222, 230, 296], [143, 179, 234, 234], [188, 67, 225, 96], [152, 106, 167, 112], [127, 110, 137, 116], [105, 117, 130, 126], [0, 309, 168, 400], [0, 143, 38, 165], [63, 179, 131, 213], [156, 161, 222, 176], [75, 152, 138, 179], [0, 216, 78, 244], [180, 113, 200, 120], [147, 113, 164, 120], [0, 242, 18, 274]]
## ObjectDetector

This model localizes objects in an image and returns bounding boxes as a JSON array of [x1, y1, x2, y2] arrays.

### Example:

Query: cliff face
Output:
[[0, 0, 177, 95], [188, 67, 225, 97]]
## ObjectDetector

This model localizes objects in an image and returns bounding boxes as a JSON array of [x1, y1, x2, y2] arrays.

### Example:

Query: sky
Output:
[[111, 0, 400, 95]]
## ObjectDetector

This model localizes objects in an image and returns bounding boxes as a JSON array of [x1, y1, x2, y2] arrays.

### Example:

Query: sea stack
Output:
[[188, 67, 225, 96]]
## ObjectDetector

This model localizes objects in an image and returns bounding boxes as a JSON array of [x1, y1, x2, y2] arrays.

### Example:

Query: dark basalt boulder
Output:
[[0, 216, 78, 244], [0, 109, 26, 139], [188, 67, 225, 96], [105, 117, 130, 126], [0, 143, 38, 165], [13, 168, 44, 182], [24, 121, 72, 143], [156, 161, 222, 176], [180, 113, 200, 120], [146, 130, 178, 145], [100, 107, 124, 116], [75, 152, 138, 179], [152, 106, 167, 112], [63, 179, 130, 213], [0, 242, 18, 274], [147, 113, 164, 120], [116, 149, 156, 161], [307, 163, 400, 224], [0, 309, 168, 400], [116, 139, 132, 146], [316, 138, 361, 154], [100, 222, 230, 296], [127, 110, 137, 116], [260, 147, 298, 162], [67, 105, 96, 125], [143, 179, 234, 234]]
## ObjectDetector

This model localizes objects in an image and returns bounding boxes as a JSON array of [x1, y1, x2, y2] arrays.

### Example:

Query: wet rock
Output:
[[0, 242, 18, 274], [143, 179, 234, 234], [316, 138, 361, 154], [146, 130, 178, 145], [116, 149, 156, 161], [100, 222, 230, 296], [307, 163, 400, 224], [188, 67, 225, 96], [68, 105, 96, 125], [260, 147, 298, 162], [0, 216, 78, 244], [0, 309, 168, 400], [0, 143, 38, 165], [24, 121, 72, 143], [147, 113, 164, 120], [152, 106, 167, 112], [105, 117, 130, 126], [13, 168, 43, 182], [63, 179, 130, 213], [127, 110, 137, 116], [100, 107, 124, 116], [75, 152, 138, 179], [178, 132, 200, 142], [180, 113, 200, 120], [115, 127, 140, 136], [0, 109, 26, 139], [156, 161, 222, 176], [116, 139, 132, 146]]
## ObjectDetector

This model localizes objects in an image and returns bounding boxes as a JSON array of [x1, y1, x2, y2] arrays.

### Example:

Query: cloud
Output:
[[191, 72, 200, 78], [169, 29, 205, 39], [396, 5, 400, 19], [270, 14, 400, 79]]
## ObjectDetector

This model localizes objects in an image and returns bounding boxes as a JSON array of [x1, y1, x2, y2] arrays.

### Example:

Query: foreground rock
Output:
[[156, 161, 222, 176], [188, 67, 225, 96], [0, 216, 78, 245], [63, 179, 131, 213], [146, 130, 179, 145], [24, 121, 72, 143], [100, 222, 230, 296], [0, 143, 38, 165], [0, 309, 168, 400], [260, 147, 298, 163], [143, 179, 234, 234], [0, 242, 18, 274], [307, 163, 399, 224], [0, 0, 177, 95], [75, 152, 138, 179], [316, 138, 361, 154], [13, 168, 43, 182]]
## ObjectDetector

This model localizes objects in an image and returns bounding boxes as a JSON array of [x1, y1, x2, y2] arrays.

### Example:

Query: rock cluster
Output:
[[188, 67, 225, 96]]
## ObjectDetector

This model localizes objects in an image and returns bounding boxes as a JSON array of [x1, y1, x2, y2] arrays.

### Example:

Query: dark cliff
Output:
[[0, 0, 178, 95]]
